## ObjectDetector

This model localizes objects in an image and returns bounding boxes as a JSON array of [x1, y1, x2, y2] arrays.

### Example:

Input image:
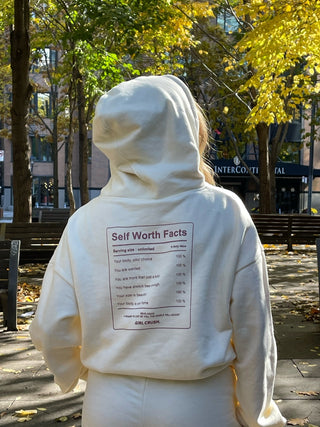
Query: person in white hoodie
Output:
[[30, 75, 286, 427]]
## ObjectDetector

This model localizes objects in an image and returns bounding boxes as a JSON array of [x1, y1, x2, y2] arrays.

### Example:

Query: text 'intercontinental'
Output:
[[214, 165, 285, 175]]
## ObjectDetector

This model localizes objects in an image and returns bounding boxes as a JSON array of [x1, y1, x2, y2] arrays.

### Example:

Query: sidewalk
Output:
[[0, 246, 319, 426], [266, 247, 320, 426]]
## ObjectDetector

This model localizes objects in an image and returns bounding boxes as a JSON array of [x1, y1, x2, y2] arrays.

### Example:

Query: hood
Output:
[[92, 75, 205, 199]]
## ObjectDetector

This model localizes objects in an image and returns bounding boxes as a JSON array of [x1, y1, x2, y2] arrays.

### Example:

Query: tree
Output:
[[180, 4, 259, 185], [11, 0, 33, 222], [30, 4, 83, 211], [231, 0, 320, 212], [33, 0, 213, 207], [185, 0, 320, 212], [2, 0, 214, 216], [0, 4, 12, 132]]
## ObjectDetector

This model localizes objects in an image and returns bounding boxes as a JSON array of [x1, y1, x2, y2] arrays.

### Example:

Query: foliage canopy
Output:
[[234, 0, 320, 129]]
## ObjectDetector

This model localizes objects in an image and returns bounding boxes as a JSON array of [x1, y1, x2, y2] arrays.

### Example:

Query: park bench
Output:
[[251, 214, 320, 251], [0, 240, 20, 330], [38, 208, 70, 223], [0, 222, 66, 264]]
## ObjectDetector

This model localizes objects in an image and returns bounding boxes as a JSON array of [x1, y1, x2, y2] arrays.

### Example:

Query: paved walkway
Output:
[[0, 246, 319, 426], [266, 247, 320, 426]]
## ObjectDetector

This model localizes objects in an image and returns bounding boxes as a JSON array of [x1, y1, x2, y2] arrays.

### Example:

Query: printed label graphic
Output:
[[106, 223, 194, 330]]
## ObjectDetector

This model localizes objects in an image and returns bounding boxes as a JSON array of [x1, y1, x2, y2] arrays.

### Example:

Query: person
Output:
[[30, 75, 286, 427]]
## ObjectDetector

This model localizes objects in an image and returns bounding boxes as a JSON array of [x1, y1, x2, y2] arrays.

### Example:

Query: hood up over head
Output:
[[93, 75, 205, 199]]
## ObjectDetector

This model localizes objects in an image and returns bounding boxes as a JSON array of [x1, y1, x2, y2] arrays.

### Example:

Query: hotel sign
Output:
[[213, 158, 318, 177]]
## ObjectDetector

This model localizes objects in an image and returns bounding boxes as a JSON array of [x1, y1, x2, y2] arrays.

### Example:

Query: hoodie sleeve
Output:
[[29, 233, 88, 393], [230, 225, 286, 427]]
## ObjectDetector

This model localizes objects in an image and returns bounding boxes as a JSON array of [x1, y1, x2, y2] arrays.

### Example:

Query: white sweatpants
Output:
[[82, 367, 240, 427]]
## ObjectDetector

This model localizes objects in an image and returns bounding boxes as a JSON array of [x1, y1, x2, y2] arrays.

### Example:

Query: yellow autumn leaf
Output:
[[15, 409, 38, 417], [72, 412, 82, 419], [295, 390, 319, 396], [225, 65, 233, 72], [3, 368, 21, 374]]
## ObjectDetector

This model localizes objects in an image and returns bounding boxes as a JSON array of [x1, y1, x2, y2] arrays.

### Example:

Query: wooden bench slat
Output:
[[252, 214, 320, 250], [0, 222, 66, 264], [38, 208, 70, 222]]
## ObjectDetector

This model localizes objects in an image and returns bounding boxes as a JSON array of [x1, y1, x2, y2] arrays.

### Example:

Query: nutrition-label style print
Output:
[[106, 222, 194, 330]]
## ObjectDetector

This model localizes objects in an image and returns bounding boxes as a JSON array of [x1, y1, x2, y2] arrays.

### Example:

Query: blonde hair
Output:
[[197, 104, 215, 185]]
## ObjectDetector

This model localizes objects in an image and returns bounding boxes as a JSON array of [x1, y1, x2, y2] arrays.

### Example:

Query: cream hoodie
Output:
[[30, 75, 286, 427]]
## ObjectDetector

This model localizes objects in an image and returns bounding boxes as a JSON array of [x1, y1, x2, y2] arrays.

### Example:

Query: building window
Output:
[[32, 177, 54, 207], [30, 136, 53, 162], [279, 141, 301, 164], [31, 47, 57, 72], [217, 10, 239, 33], [30, 92, 51, 117], [50, 49, 58, 69]]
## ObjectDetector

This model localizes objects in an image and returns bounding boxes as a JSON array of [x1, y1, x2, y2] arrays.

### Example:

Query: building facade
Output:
[[1, 134, 110, 213]]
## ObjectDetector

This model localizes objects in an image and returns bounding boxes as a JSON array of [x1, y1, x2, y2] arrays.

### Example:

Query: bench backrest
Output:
[[290, 215, 320, 237], [252, 214, 320, 235], [251, 214, 290, 234], [38, 208, 70, 222], [251, 214, 320, 249], [0, 222, 66, 248]]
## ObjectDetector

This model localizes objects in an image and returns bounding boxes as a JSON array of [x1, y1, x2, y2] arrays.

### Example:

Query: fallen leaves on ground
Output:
[[287, 418, 309, 426], [15, 409, 38, 417], [18, 264, 47, 277], [56, 412, 82, 422], [13, 408, 42, 422], [11, 408, 81, 424], [266, 250, 320, 324], [56, 416, 68, 422], [1, 367, 21, 374], [305, 307, 320, 322], [287, 421, 319, 427], [293, 390, 320, 396], [17, 282, 41, 304], [15, 265, 45, 330]]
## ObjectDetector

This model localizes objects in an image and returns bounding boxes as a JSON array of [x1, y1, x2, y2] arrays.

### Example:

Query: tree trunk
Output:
[[66, 134, 76, 214], [269, 162, 277, 213], [66, 85, 76, 214], [76, 67, 89, 206], [256, 122, 273, 213], [10, 0, 33, 222], [269, 123, 288, 214], [52, 84, 59, 208]]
